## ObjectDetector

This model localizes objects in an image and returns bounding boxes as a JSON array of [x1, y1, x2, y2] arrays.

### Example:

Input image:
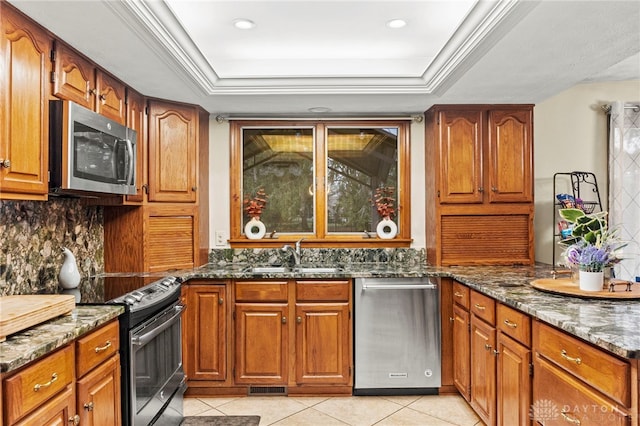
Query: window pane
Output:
[[242, 128, 314, 234], [326, 127, 398, 233]]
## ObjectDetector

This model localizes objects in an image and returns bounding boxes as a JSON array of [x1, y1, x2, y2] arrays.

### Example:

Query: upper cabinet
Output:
[[425, 105, 534, 266], [124, 88, 147, 203], [147, 100, 198, 203], [52, 41, 126, 124], [0, 4, 52, 200], [434, 106, 532, 205]]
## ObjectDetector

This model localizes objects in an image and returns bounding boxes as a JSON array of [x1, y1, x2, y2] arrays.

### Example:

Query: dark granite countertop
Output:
[[0, 305, 123, 374]]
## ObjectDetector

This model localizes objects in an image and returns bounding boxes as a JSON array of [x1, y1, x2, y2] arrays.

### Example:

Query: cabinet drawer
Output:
[[452, 281, 470, 309], [497, 303, 530, 347], [12, 384, 75, 426], [533, 321, 630, 406], [235, 281, 288, 302], [296, 280, 349, 302], [470, 290, 495, 325], [533, 354, 630, 425], [3, 345, 74, 424], [76, 320, 120, 377]]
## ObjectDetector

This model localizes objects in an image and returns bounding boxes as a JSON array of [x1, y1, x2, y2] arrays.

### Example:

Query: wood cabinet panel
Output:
[[147, 100, 198, 203], [124, 88, 147, 203], [52, 41, 94, 110], [3, 345, 74, 425], [295, 280, 349, 302], [534, 321, 630, 406], [470, 290, 496, 325], [452, 304, 471, 401], [496, 332, 530, 426], [488, 109, 533, 203], [295, 303, 350, 385], [95, 70, 125, 124], [76, 354, 121, 426], [452, 280, 470, 309], [183, 284, 227, 381], [235, 281, 289, 302], [0, 4, 51, 200], [75, 321, 119, 378], [12, 384, 75, 426], [470, 314, 496, 426], [497, 304, 531, 347], [234, 303, 288, 384]]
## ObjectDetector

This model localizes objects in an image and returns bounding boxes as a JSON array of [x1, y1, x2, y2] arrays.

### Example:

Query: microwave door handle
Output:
[[125, 138, 134, 185]]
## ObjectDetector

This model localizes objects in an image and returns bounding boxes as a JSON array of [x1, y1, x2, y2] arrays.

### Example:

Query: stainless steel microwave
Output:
[[49, 100, 137, 196]]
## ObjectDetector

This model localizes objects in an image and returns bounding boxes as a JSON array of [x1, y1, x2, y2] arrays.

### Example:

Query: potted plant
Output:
[[372, 186, 397, 239], [558, 208, 626, 291], [243, 188, 268, 239]]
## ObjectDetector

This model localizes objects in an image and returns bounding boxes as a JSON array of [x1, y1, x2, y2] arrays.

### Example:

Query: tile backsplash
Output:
[[0, 199, 104, 296]]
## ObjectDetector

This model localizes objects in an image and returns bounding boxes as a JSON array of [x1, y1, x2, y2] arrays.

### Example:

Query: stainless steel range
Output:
[[105, 276, 186, 426]]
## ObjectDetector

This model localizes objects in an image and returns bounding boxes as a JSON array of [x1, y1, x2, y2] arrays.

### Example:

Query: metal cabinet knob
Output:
[[69, 414, 80, 425], [282, 316, 287, 324], [218, 297, 224, 305], [0, 159, 10, 168], [296, 316, 302, 324], [84, 401, 94, 411]]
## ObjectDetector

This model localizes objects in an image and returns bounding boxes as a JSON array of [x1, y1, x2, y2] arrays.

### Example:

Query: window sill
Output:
[[229, 237, 413, 249]]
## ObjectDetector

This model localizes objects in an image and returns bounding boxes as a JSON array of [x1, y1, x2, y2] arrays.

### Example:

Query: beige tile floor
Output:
[[184, 394, 483, 426]]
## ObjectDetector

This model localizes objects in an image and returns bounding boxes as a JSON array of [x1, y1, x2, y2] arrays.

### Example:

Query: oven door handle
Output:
[[131, 304, 184, 347], [361, 284, 437, 290]]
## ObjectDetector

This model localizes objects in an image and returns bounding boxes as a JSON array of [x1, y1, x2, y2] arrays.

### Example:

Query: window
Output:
[[230, 120, 410, 246]]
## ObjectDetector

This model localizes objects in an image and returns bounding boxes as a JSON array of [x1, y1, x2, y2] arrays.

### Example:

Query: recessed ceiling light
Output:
[[308, 107, 332, 113], [233, 19, 255, 30], [386, 19, 407, 29]]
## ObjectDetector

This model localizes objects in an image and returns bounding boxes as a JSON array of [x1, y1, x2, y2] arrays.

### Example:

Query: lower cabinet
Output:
[[2, 320, 120, 426], [181, 279, 352, 395], [470, 311, 497, 425]]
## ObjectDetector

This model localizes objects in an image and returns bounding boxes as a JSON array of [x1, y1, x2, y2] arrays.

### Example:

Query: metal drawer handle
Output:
[[503, 319, 518, 328], [34, 373, 58, 391], [474, 303, 486, 311], [561, 349, 582, 365], [95, 340, 112, 353], [561, 410, 581, 424], [454, 291, 464, 298]]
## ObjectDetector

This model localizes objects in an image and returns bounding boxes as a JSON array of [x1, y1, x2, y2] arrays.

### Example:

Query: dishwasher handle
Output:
[[361, 283, 437, 291]]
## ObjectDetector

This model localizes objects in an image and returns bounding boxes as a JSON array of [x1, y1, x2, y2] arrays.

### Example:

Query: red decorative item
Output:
[[372, 186, 395, 219], [243, 188, 268, 218]]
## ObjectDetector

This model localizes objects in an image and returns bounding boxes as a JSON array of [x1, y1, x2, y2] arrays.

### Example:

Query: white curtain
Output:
[[608, 101, 640, 281]]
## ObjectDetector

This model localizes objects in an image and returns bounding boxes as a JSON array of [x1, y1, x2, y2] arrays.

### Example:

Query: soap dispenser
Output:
[[59, 247, 81, 289]]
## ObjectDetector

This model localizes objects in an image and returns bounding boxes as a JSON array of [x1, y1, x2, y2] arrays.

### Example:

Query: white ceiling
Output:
[[8, 0, 640, 116]]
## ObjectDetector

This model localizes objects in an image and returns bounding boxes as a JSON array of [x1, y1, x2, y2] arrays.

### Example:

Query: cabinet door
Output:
[[52, 41, 95, 109], [76, 355, 121, 426], [147, 100, 198, 202], [496, 332, 531, 426], [295, 303, 350, 385], [146, 204, 197, 271], [234, 303, 288, 384], [95, 70, 126, 125], [470, 315, 496, 426], [0, 5, 51, 200], [183, 284, 226, 381], [452, 304, 471, 401], [125, 89, 147, 203], [438, 109, 483, 204], [487, 109, 533, 203]]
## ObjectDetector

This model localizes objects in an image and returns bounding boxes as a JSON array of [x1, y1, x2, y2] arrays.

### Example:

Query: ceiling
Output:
[[8, 0, 640, 116]]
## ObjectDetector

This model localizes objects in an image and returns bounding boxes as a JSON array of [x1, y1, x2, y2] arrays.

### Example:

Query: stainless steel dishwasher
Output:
[[354, 277, 441, 395]]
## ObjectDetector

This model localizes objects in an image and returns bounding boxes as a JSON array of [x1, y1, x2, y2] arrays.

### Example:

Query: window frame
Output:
[[229, 119, 411, 247]]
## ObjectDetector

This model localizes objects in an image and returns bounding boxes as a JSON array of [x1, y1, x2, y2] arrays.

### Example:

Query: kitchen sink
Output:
[[247, 266, 288, 273], [294, 266, 342, 273]]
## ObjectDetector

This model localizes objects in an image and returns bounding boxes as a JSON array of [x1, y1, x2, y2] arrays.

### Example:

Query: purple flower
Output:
[[563, 240, 622, 272]]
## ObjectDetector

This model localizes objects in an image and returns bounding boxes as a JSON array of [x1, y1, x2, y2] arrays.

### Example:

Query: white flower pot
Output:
[[244, 217, 266, 240], [579, 270, 604, 292], [376, 218, 397, 239]]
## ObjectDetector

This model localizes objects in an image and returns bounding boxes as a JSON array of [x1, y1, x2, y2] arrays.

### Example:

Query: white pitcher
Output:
[[59, 247, 81, 289]]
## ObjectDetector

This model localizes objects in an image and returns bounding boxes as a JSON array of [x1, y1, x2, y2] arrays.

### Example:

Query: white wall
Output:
[[533, 80, 640, 264], [207, 119, 427, 248]]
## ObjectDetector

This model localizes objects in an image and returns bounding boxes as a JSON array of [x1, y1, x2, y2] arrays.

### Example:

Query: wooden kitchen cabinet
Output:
[[451, 281, 471, 400], [123, 88, 147, 203], [52, 41, 126, 124], [104, 203, 199, 272], [0, 3, 51, 200], [532, 321, 633, 425], [183, 282, 227, 382], [295, 280, 350, 386], [424, 104, 534, 266], [470, 311, 497, 426], [147, 99, 198, 203], [75, 320, 120, 426], [2, 345, 75, 425]]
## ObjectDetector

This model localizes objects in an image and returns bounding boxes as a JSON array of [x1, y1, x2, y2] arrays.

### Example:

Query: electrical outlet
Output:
[[215, 231, 227, 246]]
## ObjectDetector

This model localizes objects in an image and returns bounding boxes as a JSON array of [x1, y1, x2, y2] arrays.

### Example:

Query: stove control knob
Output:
[[131, 291, 144, 301], [123, 295, 137, 305]]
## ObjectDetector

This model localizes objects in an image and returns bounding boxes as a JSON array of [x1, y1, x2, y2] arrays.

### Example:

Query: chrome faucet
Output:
[[282, 238, 305, 266]]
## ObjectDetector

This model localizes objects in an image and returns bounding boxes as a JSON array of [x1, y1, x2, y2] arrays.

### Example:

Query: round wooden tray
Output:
[[531, 278, 640, 300]]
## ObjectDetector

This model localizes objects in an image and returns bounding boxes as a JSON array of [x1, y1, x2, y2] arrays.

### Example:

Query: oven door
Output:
[[129, 302, 185, 426]]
